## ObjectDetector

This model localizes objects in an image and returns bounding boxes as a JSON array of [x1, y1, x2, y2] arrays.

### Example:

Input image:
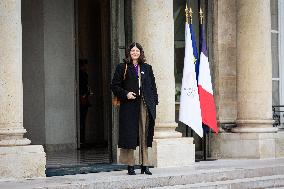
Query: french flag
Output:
[[179, 21, 203, 138], [198, 25, 218, 134]]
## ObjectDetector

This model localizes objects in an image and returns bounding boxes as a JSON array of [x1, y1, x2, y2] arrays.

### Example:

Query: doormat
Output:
[[46, 164, 143, 177]]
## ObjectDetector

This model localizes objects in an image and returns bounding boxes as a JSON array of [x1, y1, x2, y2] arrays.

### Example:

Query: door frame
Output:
[[74, 0, 112, 159]]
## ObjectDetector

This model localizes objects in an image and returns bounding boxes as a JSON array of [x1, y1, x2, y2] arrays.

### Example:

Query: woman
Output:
[[111, 42, 158, 175]]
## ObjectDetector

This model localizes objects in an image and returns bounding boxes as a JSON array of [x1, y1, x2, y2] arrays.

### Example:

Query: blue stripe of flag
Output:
[[189, 23, 200, 81], [200, 25, 208, 57]]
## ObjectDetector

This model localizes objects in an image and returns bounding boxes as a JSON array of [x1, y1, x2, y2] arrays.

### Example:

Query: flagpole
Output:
[[185, 4, 189, 24], [199, 6, 207, 161], [184, 3, 194, 138], [180, 2, 204, 139], [185, 4, 189, 137], [199, 7, 217, 161]]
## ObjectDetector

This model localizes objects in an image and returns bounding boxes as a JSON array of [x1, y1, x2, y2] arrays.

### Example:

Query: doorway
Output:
[[22, 0, 113, 174], [75, 0, 112, 160]]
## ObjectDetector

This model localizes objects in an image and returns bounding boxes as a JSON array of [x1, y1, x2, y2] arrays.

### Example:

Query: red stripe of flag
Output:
[[198, 85, 218, 133]]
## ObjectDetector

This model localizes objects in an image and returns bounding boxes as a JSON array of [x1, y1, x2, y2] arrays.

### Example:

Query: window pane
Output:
[[174, 0, 186, 86], [271, 0, 278, 30], [175, 47, 185, 84], [272, 33, 279, 78], [174, 0, 186, 42], [273, 80, 280, 105]]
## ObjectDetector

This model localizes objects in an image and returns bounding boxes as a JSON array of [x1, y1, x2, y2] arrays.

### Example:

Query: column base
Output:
[[0, 145, 46, 179], [117, 137, 195, 167], [210, 133, 277, 159], [277, 124, 284, 131], [150, 138, 195, 167], [232, 119, 277, 133], [154, 122, 182, 138]]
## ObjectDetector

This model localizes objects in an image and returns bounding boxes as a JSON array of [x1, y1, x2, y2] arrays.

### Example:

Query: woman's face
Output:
[[130, 46, 140, 61]]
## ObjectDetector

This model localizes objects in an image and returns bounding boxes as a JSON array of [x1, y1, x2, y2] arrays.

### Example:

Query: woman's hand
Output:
[[127, 92, 136, 100]]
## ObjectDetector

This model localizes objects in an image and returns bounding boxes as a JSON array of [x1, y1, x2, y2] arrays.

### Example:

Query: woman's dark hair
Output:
[[123, 42, 146, 64]]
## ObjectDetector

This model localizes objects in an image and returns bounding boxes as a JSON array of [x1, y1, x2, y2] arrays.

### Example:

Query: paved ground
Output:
[[1, 158, 284, 189]]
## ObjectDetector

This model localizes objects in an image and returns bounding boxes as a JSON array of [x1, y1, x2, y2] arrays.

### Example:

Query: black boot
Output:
[[127, 166, 136, 175], [141, 165, 152, 175]]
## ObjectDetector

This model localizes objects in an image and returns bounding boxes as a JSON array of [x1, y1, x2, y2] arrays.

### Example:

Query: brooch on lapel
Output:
[[141, 71, 145, 74]]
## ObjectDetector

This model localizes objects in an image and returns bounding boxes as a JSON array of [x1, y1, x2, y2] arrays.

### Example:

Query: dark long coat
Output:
[[111, 62, 158, 149]]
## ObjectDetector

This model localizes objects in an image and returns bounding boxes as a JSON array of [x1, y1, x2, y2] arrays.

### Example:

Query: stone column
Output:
[[0, 0, 45, 178], [211, 0, 278, 159], [212, 0, 237, 128], [132, 0, 180, 139], [130, 0, 194, 167], [232, 0, 276, 133]]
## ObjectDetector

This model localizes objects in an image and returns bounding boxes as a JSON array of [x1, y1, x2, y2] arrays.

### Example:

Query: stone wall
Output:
[[22, 0, 46, 145], [22, 0, 76, 150]]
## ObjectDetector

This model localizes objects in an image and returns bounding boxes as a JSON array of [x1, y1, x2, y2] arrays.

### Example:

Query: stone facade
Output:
[[0, 0, 284, 179]]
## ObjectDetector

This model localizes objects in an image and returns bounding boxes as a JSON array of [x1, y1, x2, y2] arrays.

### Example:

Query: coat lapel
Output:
[[140, 63, 146, 82]]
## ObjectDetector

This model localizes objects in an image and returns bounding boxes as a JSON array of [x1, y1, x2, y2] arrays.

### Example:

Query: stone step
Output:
[[1, 159, 284, 189], [150, 175, 284, 189]]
